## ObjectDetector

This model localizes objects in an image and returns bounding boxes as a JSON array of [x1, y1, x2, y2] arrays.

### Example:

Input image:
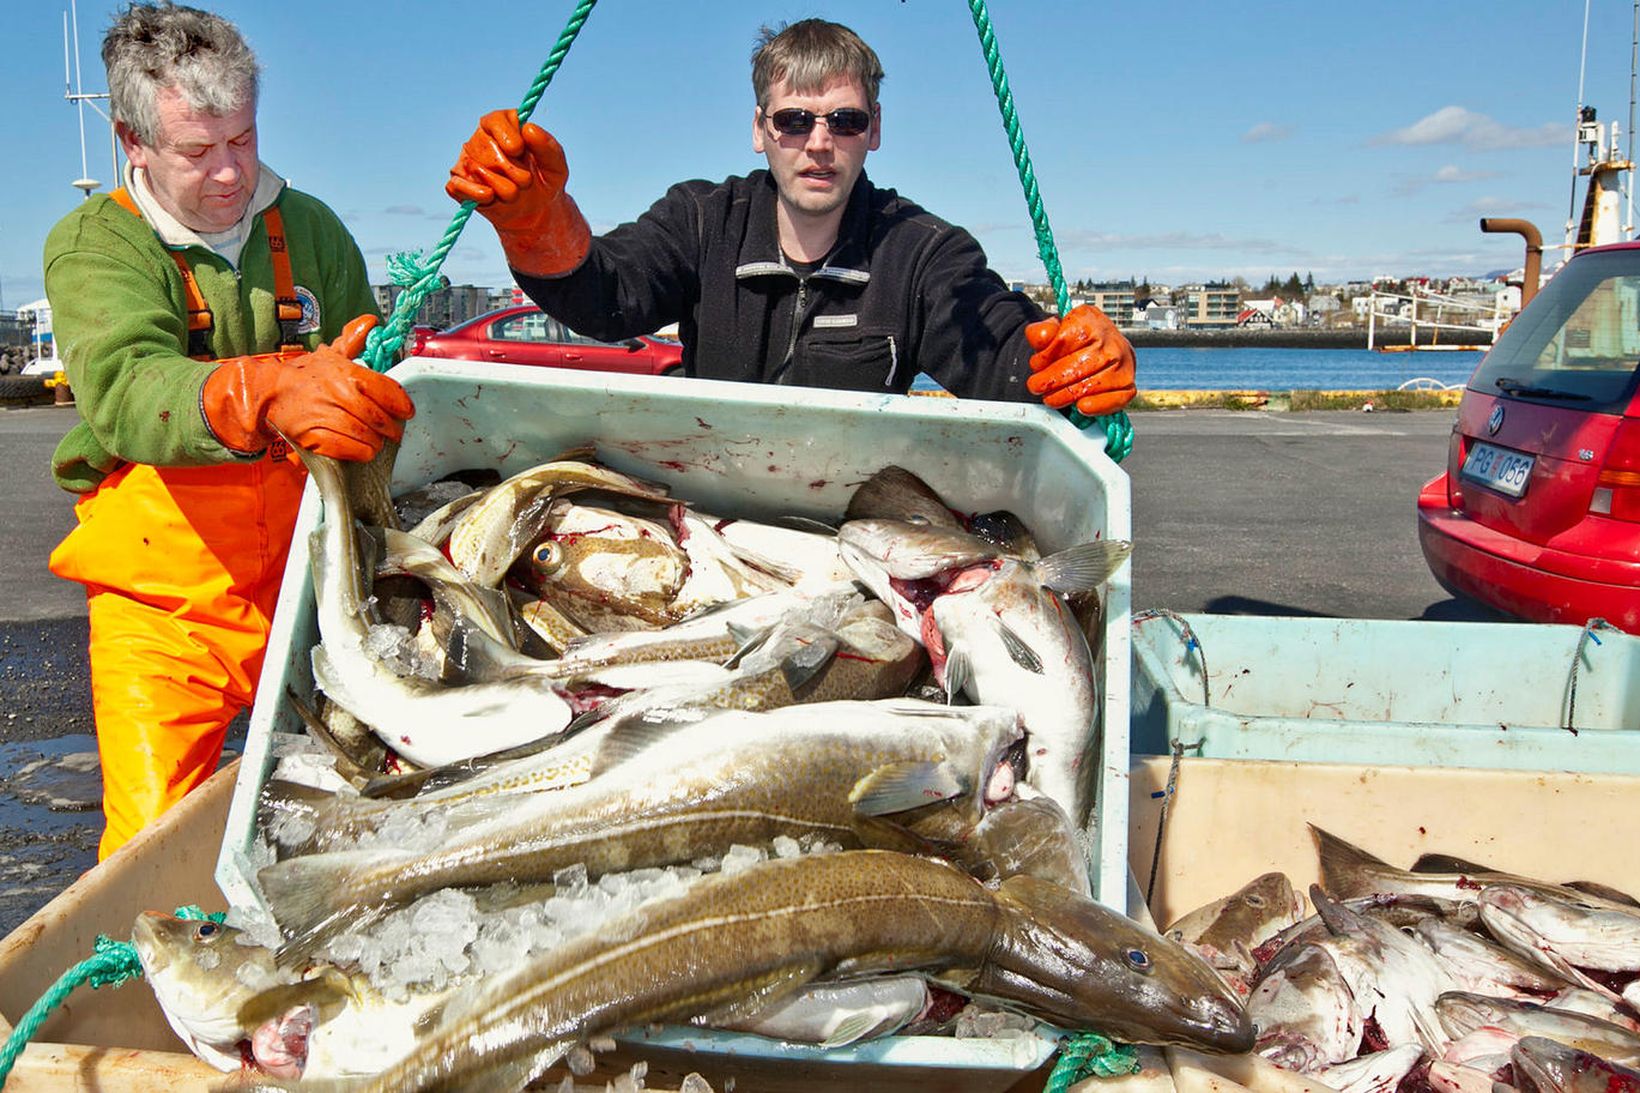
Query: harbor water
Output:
[[916, 347, 1484, 393]]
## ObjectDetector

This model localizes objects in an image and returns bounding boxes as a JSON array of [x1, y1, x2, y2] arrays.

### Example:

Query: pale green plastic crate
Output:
[[214, 359, 1132, 1089], [1131, 612, 1640, 772]]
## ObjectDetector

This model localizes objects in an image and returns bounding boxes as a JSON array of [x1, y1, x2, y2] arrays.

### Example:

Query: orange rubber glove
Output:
[[1024, 304, 1138, 418], [202, 315, 415, 462], [446, 109, 591, 278]]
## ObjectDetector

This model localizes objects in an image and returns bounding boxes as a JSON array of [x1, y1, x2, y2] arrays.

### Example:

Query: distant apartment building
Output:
[[373, 281, 493, 330], [1071, 281, 1139, 326], [1180, 282, 1241, 328]]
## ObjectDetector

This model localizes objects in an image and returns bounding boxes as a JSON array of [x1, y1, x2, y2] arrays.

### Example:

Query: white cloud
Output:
[[1242, 122, 1292, 144], [1394, 164, 1501, 196], [1374, 106, 1563, 150]]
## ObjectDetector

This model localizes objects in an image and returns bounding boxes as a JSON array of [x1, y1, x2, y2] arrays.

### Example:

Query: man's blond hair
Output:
[[752, 19, 884, 109]]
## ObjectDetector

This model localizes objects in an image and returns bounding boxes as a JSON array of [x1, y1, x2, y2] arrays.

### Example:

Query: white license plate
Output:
[[1461, 441, 1535, 498]]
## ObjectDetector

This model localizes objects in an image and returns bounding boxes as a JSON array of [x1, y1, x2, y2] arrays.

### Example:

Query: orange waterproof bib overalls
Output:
[[49, 189, 309, 859]]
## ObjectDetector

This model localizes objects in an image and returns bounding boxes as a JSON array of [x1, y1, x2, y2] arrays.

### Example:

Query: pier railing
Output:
[[1364, 285, 1510, 351]]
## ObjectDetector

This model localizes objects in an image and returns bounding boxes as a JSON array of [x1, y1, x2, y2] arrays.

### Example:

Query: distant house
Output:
[[1236, 307, 1274, 327], [1143, 304, 1183, 331]]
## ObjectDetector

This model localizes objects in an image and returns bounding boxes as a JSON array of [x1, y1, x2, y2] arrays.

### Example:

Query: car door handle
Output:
[[486, 349, 507, 359], [564, 352, 583, 362]]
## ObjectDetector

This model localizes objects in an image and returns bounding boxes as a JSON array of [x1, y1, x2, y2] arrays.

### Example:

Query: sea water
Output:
[[913, 347, 1484, 393]]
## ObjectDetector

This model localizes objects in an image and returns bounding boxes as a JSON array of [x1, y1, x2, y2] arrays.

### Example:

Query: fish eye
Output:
[[1124, 947, 1152, 973], [195, 922, 219, 939], [906, 515, 930, 526], [531, 541, 564, 573], [1245, 893, 1267, 908]]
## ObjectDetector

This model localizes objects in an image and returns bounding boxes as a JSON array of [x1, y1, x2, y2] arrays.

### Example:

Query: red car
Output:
[[1417, 241, 1640, 631], [410, 305, 683, 376]]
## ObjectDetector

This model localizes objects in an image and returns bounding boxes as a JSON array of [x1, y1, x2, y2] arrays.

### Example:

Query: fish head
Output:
[[1246, 943, 1359, 1066], [888, 703, 1028, 847], [1166, 873, 1305, 973], [980, 875, 1254, 1052], [837, 519, 996, 582], [1434, 990, 1512, 1040], [529, 503, 687, 619], [1512, 1034, 1640, 1093], [132, 912, 285, 1064], [959, 795, 1091, 893]]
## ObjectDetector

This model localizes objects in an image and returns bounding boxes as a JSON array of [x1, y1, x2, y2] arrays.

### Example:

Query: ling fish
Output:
[[273, 850, 1252, 1091]]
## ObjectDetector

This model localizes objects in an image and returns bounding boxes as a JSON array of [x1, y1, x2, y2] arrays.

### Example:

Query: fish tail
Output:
[[1034, 540, 1133, 595], [258, 849, 400, 956], [1311, 824, 1392, 899]]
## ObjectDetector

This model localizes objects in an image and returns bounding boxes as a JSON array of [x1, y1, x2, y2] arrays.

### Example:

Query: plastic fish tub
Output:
[[1130, 612, 1640, 772], [213, 359, 1133, 1090]]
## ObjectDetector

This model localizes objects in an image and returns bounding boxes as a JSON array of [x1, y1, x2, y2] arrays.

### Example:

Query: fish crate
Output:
[[214, 359, 1133, 1091], [1127, 754, 1640, 930], [1130, 612, 1640, 773]]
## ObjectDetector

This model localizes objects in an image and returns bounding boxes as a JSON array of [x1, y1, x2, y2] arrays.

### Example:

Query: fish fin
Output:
[[258, 849, 402, 952], [1308, 883, 1364, 938], [235, 968, 354, 1030], [719, 539, 804, 585], [1033, 540, 1133, 595], [780, 632, 841, 696], [692, 961, 825, 1028], [989, 617, 1045, 674], [1562, 880, 1640, 908], [942, 643, 972, 701], [820, 1011, 889, 1049], [725, 622, 775, 668], [1411, 852, 1501, 875], [589, 710, 711, 774], [850, 760, 968, 815], [1311, 824, 1397, 900]]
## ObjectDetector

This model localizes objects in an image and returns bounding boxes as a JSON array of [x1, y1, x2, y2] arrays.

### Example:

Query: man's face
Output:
[[121, 85, 259, 234], [753, 75, 880, 223]]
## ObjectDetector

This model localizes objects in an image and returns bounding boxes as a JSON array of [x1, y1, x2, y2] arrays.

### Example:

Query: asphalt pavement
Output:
[[0, 401, 1507, 937]]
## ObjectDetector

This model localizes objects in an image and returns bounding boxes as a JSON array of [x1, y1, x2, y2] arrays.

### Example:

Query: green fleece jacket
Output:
[[42, 186, 377, 492]]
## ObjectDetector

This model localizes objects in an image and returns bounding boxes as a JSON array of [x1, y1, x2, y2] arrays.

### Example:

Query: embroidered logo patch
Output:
[[295, 286, 321, 334], [813, 314, 859, 329]]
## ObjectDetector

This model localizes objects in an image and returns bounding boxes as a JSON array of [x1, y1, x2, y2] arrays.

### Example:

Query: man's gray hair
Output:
[[103, 2, 259, 146], [752, 19, 883, 110]]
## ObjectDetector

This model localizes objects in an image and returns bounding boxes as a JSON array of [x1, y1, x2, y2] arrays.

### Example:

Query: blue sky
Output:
[[2, 0, 1634, 310]]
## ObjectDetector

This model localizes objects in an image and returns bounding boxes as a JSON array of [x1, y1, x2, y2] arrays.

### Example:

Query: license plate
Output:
[[1461, 441, 1535, 498]]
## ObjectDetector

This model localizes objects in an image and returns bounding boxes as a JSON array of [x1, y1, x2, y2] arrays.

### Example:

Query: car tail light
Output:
[[1592, 417, 1640, 520]]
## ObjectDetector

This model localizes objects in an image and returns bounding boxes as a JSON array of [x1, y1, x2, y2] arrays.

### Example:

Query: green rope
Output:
[[0, 905, 223, 1086], [359, 0, 601, 373], [964, 0, 1134, 463], [1046, 1030, 1142, 1091]]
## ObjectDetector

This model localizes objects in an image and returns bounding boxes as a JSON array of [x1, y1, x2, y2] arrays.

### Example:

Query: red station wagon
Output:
[[1417, 242, 1640, 631], [410, 305, 683, 377]]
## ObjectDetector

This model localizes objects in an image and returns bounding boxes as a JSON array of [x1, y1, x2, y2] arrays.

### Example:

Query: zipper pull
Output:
[[884, 335, 900, 388]]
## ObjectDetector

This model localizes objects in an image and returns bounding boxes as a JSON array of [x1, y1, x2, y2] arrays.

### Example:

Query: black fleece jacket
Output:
[[515, 170, 1045, 401]]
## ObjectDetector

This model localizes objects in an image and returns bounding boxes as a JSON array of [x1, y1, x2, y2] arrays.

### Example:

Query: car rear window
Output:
[[1470, 248, 1640, 412]]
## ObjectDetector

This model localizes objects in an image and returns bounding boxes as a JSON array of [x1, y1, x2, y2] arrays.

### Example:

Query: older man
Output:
[[43, 1, 413, 857], [448, 18, 1136, 417]]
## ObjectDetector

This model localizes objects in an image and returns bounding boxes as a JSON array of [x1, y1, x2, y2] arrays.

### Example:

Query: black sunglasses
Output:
[[762, 107, 874, 138]]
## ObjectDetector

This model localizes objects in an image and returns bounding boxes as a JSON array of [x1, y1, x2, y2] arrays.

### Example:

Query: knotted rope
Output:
[[0, 906, 224, 1087]]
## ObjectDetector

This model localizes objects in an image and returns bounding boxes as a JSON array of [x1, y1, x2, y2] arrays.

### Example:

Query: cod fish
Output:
[[132, 911, 449, 1081], [1434, 991, 1640, 1066], [1478, 885, 1640, 1002], [1314, 826, 1629, 908], [838, 511, 1129, 823], [276, 849, 1251, 1092], [258, 698, 1026, 956], [1247, 942, 1363, 1072], [292, 446, 575, 768], [445, 451, 672, 588], [1414, 917, 1572, 1002], [1165, 872, 1306, 996], [1512, 1035, 1640, 1093]]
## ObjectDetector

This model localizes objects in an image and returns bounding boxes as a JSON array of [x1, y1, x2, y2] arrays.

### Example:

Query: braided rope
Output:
[[1046, 1029, 1142, 1091], [964, 0, 1134, 462], [0, 906, 223, 1085], [360, 0, 601, 373]]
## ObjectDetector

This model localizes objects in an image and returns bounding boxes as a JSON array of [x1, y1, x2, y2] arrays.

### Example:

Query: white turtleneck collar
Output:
[[124, 160, 288, 269]]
